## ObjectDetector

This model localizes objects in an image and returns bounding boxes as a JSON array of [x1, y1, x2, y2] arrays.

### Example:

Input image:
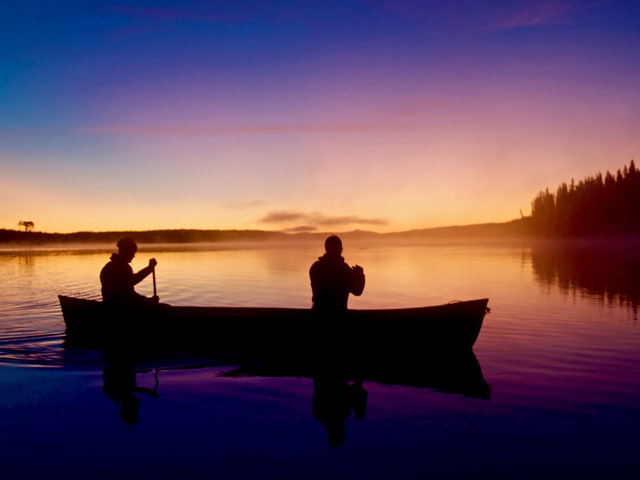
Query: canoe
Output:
[[59, 295, 489, 355]]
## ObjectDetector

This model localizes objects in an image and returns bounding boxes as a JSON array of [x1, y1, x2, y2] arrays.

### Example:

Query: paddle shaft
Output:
[[152, 268, 157, 297]]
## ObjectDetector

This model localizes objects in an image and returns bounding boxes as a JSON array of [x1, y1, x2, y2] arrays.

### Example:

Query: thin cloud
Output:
[[491, 1, 579, 30], [487, 1, 610, 31], [260, 211, 388, 228], [82, 100, 433, 138], [83, 120, 408, 137], [260, 211, 307, 224], [376, 1, 603, 33], [85, 124, 382, 137], [282, 225, 319, 233]]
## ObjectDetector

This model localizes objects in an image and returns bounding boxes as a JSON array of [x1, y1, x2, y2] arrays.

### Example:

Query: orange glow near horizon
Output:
[[2, 2, 638, 234]]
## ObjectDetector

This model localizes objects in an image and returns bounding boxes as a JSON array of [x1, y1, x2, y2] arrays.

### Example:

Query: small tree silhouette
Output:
[[18, 220, 35, 232]]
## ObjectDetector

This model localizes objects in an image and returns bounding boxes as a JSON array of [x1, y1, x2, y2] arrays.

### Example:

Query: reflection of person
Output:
[[309, 235, 365, 313], [100, 236, 159, 307], [312, 370, 368, 448], [102, 348, 158, 425]]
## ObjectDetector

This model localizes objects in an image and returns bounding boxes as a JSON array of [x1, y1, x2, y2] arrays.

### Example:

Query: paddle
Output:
[[152, 267, 157, 297]]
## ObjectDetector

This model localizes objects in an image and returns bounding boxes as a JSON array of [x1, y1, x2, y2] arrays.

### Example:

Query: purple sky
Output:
[[1, 1, 639, 233]]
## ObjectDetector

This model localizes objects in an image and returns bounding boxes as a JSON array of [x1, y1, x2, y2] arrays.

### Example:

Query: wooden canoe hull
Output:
[[59, 295, 489, 355]]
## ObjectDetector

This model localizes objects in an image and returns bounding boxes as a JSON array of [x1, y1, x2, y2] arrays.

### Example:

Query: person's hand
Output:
[[150, 295, 160, 304], [149, 258, 157, 269]]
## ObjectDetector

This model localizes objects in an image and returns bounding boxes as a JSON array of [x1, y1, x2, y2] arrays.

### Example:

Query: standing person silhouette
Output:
[[309, 235, 365, 314], [100, 236, 159, 308]]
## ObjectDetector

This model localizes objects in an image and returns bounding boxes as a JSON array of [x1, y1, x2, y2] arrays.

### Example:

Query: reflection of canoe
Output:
[[58, 295, 489, 353], [223, 349, 492, 400]]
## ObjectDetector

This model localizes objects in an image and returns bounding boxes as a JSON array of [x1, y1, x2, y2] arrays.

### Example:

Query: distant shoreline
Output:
[[2, 219, 638, 246], [1, 221, 531, 245]]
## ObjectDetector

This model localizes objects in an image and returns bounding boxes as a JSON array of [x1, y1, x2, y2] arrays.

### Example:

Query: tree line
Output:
[[0, 229, 288, 245], [530, 161, 640, 236]]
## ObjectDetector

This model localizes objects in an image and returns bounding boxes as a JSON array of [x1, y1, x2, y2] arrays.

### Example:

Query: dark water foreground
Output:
[[0, 345, 638, 480]]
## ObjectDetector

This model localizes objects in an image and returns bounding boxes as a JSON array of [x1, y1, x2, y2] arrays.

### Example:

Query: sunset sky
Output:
[[1, 1, 639, 233]]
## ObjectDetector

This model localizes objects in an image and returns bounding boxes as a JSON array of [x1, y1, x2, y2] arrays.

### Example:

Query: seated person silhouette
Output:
[[100, 236, 159, 309], [309, 235, 365, 315]]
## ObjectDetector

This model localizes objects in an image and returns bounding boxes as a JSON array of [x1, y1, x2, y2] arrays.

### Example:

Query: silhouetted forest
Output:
[[0, 229, 287, 245], [530, 161, 640, 236]]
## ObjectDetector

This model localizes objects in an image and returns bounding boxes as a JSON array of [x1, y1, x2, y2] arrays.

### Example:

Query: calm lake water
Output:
[[1, 240, 639, 479]]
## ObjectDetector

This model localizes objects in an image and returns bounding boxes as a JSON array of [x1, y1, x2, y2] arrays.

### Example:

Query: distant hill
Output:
[[385, 219, 532, 240], [0, 220, 533, 246]]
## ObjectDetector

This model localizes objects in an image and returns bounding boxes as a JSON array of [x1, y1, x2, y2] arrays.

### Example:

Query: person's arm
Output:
[[349, 265, 365, 296], [132, 258, 157, 285]]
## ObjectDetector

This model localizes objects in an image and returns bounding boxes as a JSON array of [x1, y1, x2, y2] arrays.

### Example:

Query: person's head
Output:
[[324, 235, 343, 256], [117, 236, 137, 262]]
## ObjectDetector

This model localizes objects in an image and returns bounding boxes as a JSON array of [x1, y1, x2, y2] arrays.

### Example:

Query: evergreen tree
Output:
[[530, 161, 639, 236]]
